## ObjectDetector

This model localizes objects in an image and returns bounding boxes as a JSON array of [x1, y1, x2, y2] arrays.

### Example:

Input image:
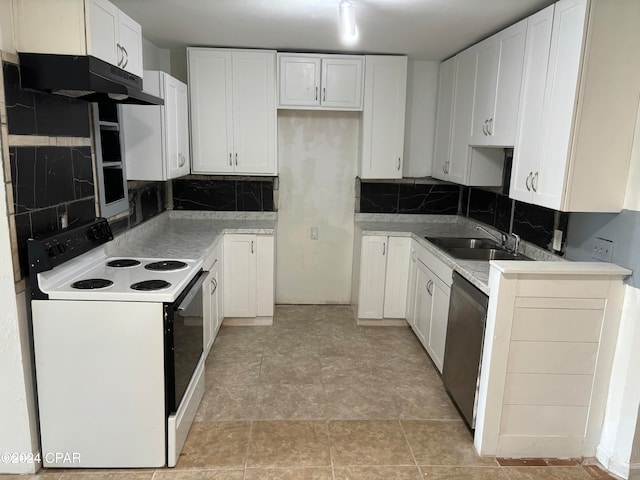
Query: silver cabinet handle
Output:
[[229, 153, 232, 166], [251, 240, 254, 254], [210, 277, 217, 293], [323, 87, 326, 102], [122, 46, 129, 68], [411, 250, 416, 262], [235, 153, 238, 166], [116, 44, 123, 66], [488, 118, 493, 135], [397, 157, 401, 171], [382, 242, 386, 256], [525, 172, 532, 191], [482, 120, 488, 136], [178, 153, 185, 167], [427, 279, 434, 296], [444, 161, 449, 175], [532, 171, 539, 192], [442, 163, 446, 174], [315, 86, 318, 101]]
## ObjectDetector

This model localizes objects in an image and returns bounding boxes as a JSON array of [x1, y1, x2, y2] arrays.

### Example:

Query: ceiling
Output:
[[111, 0, 555, 61]]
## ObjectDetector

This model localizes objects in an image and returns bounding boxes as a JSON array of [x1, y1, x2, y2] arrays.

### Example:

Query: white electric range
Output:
[[28, 218, 206, 468]]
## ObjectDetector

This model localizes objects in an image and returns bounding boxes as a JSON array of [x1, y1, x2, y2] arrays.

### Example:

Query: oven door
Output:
[[165, 270, 207, 414]]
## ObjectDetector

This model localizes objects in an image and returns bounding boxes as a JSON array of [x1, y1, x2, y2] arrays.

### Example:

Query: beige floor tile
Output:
[[401, 420, 498, 466], [319, 355, 379, 385], [58, 474, 153, 479], [256, 384, 327, 420], [176, 421, 251, 469], [323, 384, 399, 420], [328, 420, 414, 466], [420, 466, 510, 479], [0, 474, 62, 480], [195, 385, 257, 421], [259, 354, 323, 384], [333, 465, 423, 479], [205, 355, 262, 386], [246, 421, 331, 468], [263, 333, 321, 356], [503, 467, 592, 480], [153, 470, 244, 480], [392, 384, 459, 420], [244, 467, 333, 479]]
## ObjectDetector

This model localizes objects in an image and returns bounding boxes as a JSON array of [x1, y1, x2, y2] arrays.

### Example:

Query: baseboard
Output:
[[222, 316, 273, 326], [356, 318, 409, 327], [597, 444, 631, 479]]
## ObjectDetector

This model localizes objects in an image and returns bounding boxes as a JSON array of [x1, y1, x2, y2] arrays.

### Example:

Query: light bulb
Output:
[[338, 0, 358, 45]]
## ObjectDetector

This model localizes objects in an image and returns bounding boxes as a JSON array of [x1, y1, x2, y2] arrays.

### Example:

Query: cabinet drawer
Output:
[[417, 244, 453, 287]]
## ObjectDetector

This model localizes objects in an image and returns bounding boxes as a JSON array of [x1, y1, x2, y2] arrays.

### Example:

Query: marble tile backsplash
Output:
[[172, 177, 276, 212], [359, 181, 460, 215]]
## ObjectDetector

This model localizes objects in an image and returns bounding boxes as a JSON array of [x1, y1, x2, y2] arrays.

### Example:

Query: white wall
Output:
[[276, 110, 358, 304], [598, 102, 640, 479], [403, 60, 439, 178], [0, 141, 39, 474], [142, 37, 171, 72], [170, 48, 188, 83], [0, 0, 16, 53]]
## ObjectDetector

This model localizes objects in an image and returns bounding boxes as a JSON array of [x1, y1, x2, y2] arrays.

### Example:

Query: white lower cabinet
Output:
[[408, 244, 453, 373], [223, 234, 274, 320], [203, 240, 223, 355], [357, 235, 411, 320]]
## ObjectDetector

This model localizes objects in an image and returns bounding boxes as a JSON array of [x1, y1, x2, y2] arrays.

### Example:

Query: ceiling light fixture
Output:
[[338, 0, 358, 45]]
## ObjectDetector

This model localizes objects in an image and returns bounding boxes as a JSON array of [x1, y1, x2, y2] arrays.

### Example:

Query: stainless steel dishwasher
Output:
[[442, 271, 489, 429]]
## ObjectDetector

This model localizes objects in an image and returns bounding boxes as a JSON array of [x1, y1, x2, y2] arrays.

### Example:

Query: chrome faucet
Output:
[[476, 226, 507, 248], [511, 233, 521, 255]]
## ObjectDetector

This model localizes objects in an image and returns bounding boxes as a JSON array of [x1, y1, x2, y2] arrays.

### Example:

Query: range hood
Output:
[[18, 53, 164, 106]]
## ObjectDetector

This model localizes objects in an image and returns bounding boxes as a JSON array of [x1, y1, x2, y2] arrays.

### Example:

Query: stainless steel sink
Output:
[[444, 248, 532, 261], [425, 237, 500, 249]]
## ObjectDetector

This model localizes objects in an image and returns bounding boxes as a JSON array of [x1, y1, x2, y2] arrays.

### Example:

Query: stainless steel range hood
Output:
[[18, 53, 164, 106]]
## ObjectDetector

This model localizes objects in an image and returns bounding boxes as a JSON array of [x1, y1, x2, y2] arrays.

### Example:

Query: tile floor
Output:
[[3, 305, 617, 480]]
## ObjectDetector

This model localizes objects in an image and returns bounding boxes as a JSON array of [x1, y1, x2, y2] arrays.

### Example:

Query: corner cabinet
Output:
[[122, 71, 190, 181], [223, 234, 275, 324], [510, 0, 640, 212], [188, 48, 277, 176], [15, 0, 143, 77], [356, 235, 411, 320], [277, 54, 364, 110], [359, 56, 408, 179]]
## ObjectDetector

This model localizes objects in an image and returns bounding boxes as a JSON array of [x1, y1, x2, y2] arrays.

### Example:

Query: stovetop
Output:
[[36, 248, 203, 303]]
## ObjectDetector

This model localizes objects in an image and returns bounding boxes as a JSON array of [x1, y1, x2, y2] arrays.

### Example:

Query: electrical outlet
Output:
[[592, 237, 614, 262], [310, 227, 318, 240], [552, 229, 563, 251], [59, 213, 68, 229]]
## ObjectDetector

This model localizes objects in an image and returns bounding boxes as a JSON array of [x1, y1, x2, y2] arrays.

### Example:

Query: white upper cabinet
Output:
[[511, 0, 640, 212], [432, 57, 456, 180], [188, 48, 277, 176], [469, 20, 527, 147], [360, 55, 408, 179], [15, 0, 144, 78], [278, 54, 364, 110], [123, 71, 190, 181]]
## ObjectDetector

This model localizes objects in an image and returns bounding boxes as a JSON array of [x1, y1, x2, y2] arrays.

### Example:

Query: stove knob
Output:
[[56, 244, 67, 254], [89, 227, 100, 240], [47, 246, 56, 258]]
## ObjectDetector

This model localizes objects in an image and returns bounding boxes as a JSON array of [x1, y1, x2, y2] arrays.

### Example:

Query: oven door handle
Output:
[[176, 271, 208, 311]]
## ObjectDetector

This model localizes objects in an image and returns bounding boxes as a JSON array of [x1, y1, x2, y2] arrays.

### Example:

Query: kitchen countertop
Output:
[[106, 211, 277, 260], [355, 213, 563, 295]]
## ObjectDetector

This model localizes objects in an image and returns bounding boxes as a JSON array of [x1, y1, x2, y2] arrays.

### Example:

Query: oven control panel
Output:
[[28, 218, 113, 273]]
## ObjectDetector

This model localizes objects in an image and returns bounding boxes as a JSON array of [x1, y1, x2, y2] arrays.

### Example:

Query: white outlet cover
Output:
[[592, 237, 614, 262]]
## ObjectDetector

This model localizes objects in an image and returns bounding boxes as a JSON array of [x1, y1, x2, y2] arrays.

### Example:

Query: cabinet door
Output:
[[426, 275, 450, 373], [405, 243, 418, 327], [117, 9, 143, 77], [223, 235, 257, 318], [449, 48, 476, 185], [87, 0, 119, 67], [203, 269, 214, 354], [413, 261, 432, 346], [510, 5, 554, 203], [432, 57, 456, 181], [320, 57, 363, 109], [535, 0, 587, 210], [357, 236, 388, 319], [278, 56, 321, 107], [489, 19, 527, 147], [256, 235, 275, 317], [176, 79, 191, 178], [469, 39, 498, 146], [232, 51, 277, 175], [360, 56, 408, 179], [188, 49, 234, 174], [210, 260, 221, 342], [164, 75, 190, 179], [383, 237, 412, 319]]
